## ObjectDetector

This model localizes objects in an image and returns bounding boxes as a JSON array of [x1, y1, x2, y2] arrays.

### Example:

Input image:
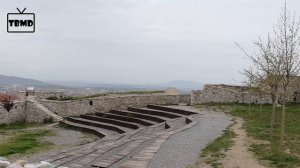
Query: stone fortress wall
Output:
[[191, 84, 300, 105], [0, 89, 181, 124], [2, 84, 299, 124], [0, 101, 53, 124], [38, 90, 180, 117]]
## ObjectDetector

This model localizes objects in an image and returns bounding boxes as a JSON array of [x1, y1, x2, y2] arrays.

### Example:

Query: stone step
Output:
[[81, 115, 139, 130], [60, 120, 106, 138], [90, 139, 145, 168], [91, 154, 124, 168], [67, 117, 126, 134], [127, 107, 181, 119], [95, 112, 155, 126], [147, 105, 198, 116], [110, 110, 166, 123]]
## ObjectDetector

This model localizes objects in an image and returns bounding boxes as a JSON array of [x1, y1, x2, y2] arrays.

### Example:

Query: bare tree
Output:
[[242, 67, 268, 114], [241, 67, 262, 112], [273, 2, 300, 153], [236, 36, 283, 140]]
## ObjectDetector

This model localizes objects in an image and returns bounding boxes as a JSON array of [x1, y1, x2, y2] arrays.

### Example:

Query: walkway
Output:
[[148, 106, 232, 168]]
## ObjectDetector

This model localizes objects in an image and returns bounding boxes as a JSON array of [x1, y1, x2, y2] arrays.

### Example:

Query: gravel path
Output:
[[148, 106, 232, 168]]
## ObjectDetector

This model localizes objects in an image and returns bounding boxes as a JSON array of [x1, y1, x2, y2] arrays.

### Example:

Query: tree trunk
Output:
[[280, 88, 287, 155], [259, 91, 263, 116], [270, 94, 276, 141]]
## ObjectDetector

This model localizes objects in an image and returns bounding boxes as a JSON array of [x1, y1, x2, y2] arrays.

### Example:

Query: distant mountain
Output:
[[0, 74, 53, 88], [49, 80, 202, 93], [48, 81, 151, 91]]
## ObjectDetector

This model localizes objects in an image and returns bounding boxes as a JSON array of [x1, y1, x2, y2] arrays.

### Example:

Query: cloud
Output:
[[0, 0, 298, 84]]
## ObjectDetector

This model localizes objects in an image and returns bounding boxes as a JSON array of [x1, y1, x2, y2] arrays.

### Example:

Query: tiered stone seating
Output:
[[44, 105, 200, 168]]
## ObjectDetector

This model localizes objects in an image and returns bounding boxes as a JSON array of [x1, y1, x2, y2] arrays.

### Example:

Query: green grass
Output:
[[0, 130, 53, 156], [0, 122, 43, 133], [195, 103, 300, 168], [186, 129, 235, 168], [0, 123, 54, 157], [202, 129, 236, 168], [46, 90, 164, 101]]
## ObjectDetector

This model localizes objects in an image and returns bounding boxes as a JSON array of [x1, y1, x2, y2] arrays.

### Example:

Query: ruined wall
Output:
[[296, 92, 300, 103], [191, 84, 272, 105], [0, 101, 52, 124], [0, 89, 180, 123], [179, 94, 191, 104], [38, 90, 180, 117], [0, 102, 25, 124]]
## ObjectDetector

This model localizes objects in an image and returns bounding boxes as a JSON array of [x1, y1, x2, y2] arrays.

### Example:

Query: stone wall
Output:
[[0, 101, 53, 124], [0, 102, 25, 124], [0, 89, 180, 124], [191, 84, 272, 105], [38, 92, 180, 117], [179, 94, 191, 104]]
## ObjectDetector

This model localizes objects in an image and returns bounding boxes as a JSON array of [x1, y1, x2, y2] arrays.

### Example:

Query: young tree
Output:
[[0, 93, 17, 112], [273, 3, 300, 153], [241, 67, 264, 114], [236, 35, 283, 140]]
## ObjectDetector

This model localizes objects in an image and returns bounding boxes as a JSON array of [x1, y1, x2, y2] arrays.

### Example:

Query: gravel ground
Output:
[[148, 106, 232, 168]]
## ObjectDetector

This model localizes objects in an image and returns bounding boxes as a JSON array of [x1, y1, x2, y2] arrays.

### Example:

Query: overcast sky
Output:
[[0, 0, 299, 85]]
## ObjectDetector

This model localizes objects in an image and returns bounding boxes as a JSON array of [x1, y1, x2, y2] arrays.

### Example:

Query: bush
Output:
[[46, 96, 58, 100], [43, 117, 54, 124]]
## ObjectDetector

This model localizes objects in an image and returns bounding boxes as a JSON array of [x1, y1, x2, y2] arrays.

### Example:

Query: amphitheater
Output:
[[1, 84, 299, 168]]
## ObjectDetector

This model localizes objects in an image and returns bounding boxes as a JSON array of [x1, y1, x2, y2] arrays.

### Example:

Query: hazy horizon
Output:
[[1, 0, 299, 85]]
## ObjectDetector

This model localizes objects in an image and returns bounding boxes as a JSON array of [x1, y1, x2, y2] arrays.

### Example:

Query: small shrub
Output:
[[43, 117, 54, 124], [46, 96, 58, 100]]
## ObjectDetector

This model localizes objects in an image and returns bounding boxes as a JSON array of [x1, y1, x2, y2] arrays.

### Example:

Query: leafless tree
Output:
[[273, 2, 300, 153], [236, 35, 283, 140], [241, 67, 265, 114]]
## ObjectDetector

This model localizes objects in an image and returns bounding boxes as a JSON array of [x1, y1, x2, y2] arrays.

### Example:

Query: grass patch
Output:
[[186, 129, 235, 168], [201, 129, 236, 168], [0, 123, 54, 157], [0, 130, 53, 156], [0, 122, 43, 133], [46, 90, 164, 101], [195, 103, 300, 168]]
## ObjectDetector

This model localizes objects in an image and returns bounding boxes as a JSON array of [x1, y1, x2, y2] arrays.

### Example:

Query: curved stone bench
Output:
[[127, 107, 181, 119], [110, 110, 165, 123], [80, 115, 139, 130], [67, 117, 126, 134], [60, 120, 106, 138], [95, 112, 155, 126], [147, 105, 198, 115]]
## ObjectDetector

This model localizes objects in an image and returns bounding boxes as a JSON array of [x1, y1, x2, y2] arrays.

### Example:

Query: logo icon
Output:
[[7, 8, 35, 33]]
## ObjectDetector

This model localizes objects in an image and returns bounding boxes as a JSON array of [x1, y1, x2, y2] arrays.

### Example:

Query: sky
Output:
[[0, 0, 299, 85]]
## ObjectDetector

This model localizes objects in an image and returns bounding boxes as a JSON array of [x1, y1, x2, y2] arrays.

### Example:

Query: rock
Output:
[[35, 161, 54, 168], [6, 163, 22, 168], [7, 160, 28, 168], [24, 164, 36, 168], [0, 161, 11, 168], [57, 167, 69, 168], [0, 157, 7, 161], [15, 160, 28, 167]]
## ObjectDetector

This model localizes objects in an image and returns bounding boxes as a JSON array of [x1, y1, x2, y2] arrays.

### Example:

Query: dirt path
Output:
[[221, 117, 265, 168]]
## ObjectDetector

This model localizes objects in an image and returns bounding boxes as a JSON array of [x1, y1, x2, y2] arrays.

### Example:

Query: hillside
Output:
[[0, 74, 53, 87]]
